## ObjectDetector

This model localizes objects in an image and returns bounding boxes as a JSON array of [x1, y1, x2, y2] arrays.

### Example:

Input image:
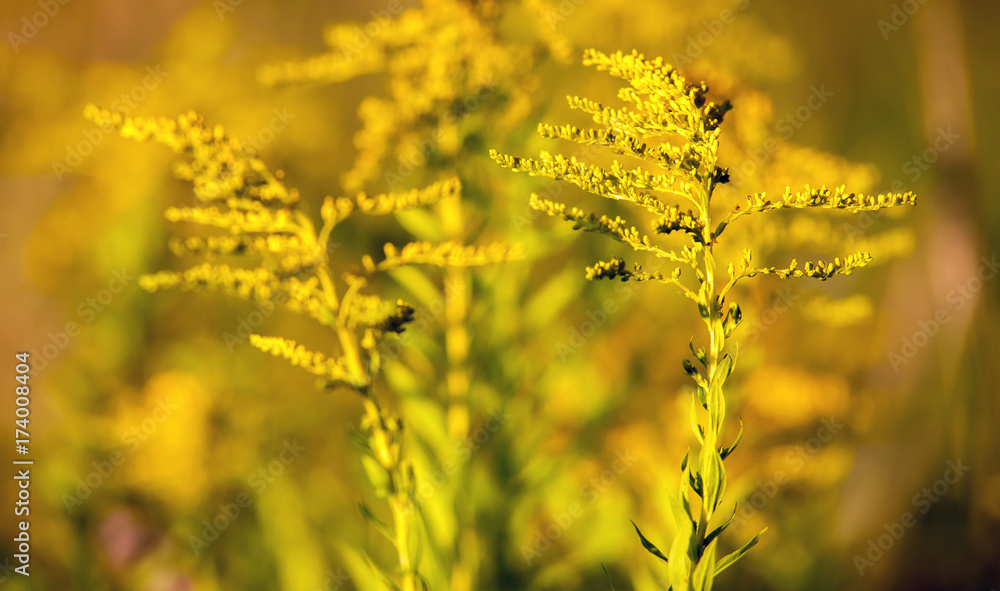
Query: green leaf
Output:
[[719, 418, 744, 461], [416, 573, 431, 591], [665, 486, 693, 534], [360, 455, 391, 498], [718, 354, 735, 383], [394, 208, 446, 242], [707, 357, 730, 435], [388, 266, 441, 310], [698, 299, 711, 319], [631, 521, 669, 564], [357, 500, 395, 543], [689, 469, 703, 499], [699, 438, 725, 515], [689, 396, 704, 445], [667, 515, 695, 591], [714, 528, 766, 576], [336, 542, 394, 591], [692, 539, 718, 591], [689, 337, 707, 366], [601, 563, 617, 590], [679, 464, 694, 523], [723, 303, 742, 337], [524, 266, 582, 333], [704, 505, 737, 546]]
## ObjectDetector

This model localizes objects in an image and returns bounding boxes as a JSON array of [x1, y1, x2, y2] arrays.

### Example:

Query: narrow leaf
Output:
[[689, 337, 707, 366], [690, 395, 704, 445], [719, 418, 744, 461], [704, 504, 738, 547], [700, 436, 725, 514], [714, 528, 766, 576], [692, 539, 718, 591], [631, 521, 669, 564], [665, 483, 694, 532], [601, 563, 617, 591], [667, 516, 695, 591], [357, 501, 395, 543]]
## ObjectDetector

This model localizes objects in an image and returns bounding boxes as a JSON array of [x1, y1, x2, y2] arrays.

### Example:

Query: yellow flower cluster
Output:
[[373, 240, 523, 272], [322, 178, 462, 225], [248, 335, 354, 385], [85, 105, 299, 205], [88, 108, 515, 395], [747, 252, 874, 281], [584, 258, 664, 282], [492, 48, 917, 590], [581, 49, 733, 138], [258, 0, 563, 192]]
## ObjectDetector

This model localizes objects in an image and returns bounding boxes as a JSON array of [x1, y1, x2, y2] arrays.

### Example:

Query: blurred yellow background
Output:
[[0, 0, 997, 589]]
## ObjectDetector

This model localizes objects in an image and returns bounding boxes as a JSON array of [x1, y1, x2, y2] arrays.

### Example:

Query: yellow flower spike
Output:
[[258, 0, 564, 193], [378, 240, 524, 271], [354, 177, 461, 216], [249, 335, 354, 385], [493, 49, 916, 589]]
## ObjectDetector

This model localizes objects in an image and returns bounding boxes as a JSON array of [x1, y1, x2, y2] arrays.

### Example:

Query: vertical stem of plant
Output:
[[439, 188, 476, 591], [392, 495, 417, 591], [441, 191, 471, 441], [362, 396, 417, 591], [695, 153, 724, 566], [445, 267, 470, 440]]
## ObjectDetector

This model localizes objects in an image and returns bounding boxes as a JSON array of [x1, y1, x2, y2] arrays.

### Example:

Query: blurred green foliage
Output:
[[0, 1, 997, 590]]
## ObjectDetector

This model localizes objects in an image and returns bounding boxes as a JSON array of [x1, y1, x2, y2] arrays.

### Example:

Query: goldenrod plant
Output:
[[83, 105, 520, 591], [491, 49, 916, 589], [258, 0, 570, 194], [257, 3, 583, 588]]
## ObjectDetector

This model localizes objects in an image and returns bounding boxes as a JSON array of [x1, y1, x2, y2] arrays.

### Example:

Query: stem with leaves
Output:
[[491, 49, 915, 590]]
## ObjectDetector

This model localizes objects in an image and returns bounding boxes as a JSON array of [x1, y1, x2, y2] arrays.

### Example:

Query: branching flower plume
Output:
[[84, 105, 521, 591], [491, 49, 916, 589], [258, 0, 570, 194]]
